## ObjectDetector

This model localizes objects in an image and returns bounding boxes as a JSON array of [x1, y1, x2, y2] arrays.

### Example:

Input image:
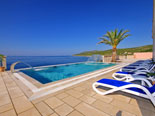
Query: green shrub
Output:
[[0, 54, 3, 67]]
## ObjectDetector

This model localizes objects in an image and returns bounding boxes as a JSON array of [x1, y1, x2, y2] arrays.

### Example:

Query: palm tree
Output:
[[98, 29, 130, 62]]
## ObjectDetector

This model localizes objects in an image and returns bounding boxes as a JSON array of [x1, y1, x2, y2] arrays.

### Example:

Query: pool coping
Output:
[[13, 62, 129, 100]]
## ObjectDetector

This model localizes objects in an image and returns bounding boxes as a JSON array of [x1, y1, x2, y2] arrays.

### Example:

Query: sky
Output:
[[0, 0, 153, 56]]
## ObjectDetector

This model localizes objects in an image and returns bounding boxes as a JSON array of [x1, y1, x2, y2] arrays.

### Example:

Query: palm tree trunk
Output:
[[111, 47, 117, 62]]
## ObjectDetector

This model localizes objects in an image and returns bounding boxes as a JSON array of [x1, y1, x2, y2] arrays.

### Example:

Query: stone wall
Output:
[[102, 56, 112, 62], [102, 52, 152, 62], [133, 52, 152, 59], [119, 55, 134, 60]]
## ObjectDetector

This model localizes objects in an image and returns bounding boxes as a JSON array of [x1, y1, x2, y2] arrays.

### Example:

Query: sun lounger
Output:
[[92, 78, 155, 106], [120, 64, 155, 72], [112, 71, 155, 84], [120, 60, 153, 70]]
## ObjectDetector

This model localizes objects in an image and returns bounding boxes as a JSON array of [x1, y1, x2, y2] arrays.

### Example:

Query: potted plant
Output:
[[0, 55, 5, 72]]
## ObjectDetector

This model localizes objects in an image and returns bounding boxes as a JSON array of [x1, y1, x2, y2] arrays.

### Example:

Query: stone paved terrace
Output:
[[0, 68, 155, 116]]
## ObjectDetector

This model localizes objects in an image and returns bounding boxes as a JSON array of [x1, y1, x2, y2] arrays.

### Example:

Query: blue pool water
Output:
[[21, 62, 115, 84]]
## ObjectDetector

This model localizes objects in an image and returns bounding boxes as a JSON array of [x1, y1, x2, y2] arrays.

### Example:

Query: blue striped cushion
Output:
[[116, 71, 134, 74], [123, 67, 136, 69]]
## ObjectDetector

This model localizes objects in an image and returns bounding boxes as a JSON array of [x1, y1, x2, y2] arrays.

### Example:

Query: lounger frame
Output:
[[92, 82, 155, 106], [112, 73, 154, 82]]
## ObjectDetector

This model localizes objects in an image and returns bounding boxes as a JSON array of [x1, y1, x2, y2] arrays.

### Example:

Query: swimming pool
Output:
[[20, 62, 115, 84]]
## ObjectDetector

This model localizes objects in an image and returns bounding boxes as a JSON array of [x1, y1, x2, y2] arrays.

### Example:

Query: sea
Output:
[[6, 56, 89, 70]]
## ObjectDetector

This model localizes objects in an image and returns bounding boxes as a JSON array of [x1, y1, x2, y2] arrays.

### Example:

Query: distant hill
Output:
[[74, 45, 153, 56]]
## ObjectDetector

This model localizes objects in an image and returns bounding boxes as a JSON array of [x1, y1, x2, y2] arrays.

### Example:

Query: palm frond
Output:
[[114, 29, 118, 39], [98, 37, 112, 45], [118, 30, 130, 38], [106, 31, 114, 45], [121, 34, 131, 40], [117, 34, 131, 44], [117, 29, 123, 38], [98, 29, 130, 47]]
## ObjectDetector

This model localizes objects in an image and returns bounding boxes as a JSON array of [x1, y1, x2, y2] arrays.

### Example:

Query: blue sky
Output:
[[0, 0, 153, 56]]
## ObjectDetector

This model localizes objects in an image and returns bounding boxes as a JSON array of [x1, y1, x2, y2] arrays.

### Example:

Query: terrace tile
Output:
[[111, 99, 142, 115], [73, 87, 86, 92], [0, 90, 7, 96], [12, 96, 33, 114], [32, 93, 55, 104], [49, 113, 59, 116], [92, 99, 136, 116], [62, 96, 81, 107], [67, 110, 84, 116], [65, 90, 83, 98], [0, 94, 11, 107], [55, 104, 73, 116], [81, 89, 96, 97], [0, 86, 6, 93], [44, 97, 64, 109], [18, 107, 41, 116], [75, 102, 110, 116], [4, 79, 17, 89], [93, 94, 113, 103], [0, 103, 13, 114], [56, 92, 69, 99], [35, 101, 54, 116], [110, 93, 131, 103], [0, 109, 17, 116], [79, 95, 96, 104], [8, 87, 24, 99]]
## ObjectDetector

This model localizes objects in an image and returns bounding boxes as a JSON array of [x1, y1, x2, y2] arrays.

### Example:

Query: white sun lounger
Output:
[[112, 71, 155, 85], [120, 64, 155, 72], [92, 78, 155, 106]]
